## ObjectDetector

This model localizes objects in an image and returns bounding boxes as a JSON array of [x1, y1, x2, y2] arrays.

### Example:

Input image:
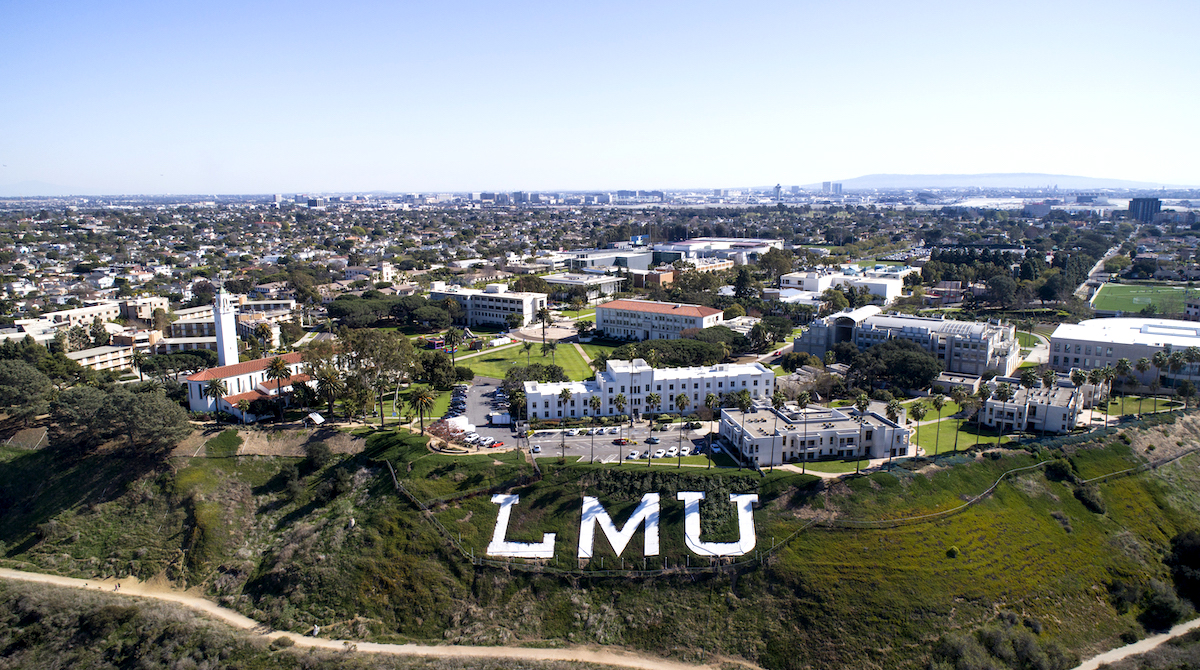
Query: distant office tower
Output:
[[822, 181, 831, 194], [714, 189, 725, 197], [773, 184, 782, 200], [790, 185, 800, 195], [1129, 198, 1162, 224], [832, 183, 843, 195], [272, 194, 283, 203]]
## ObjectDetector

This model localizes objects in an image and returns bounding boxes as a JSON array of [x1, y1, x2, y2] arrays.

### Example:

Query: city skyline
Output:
[[2, 0, 1197, 195]]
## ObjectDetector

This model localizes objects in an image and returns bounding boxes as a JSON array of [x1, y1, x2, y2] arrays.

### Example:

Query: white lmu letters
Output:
[[485, 491, 759, 559]]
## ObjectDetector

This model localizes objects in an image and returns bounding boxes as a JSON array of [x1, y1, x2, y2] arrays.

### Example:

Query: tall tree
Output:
[[769, 390, 785, 472], [265, 356, 291, 420], [1136, 357, 1152, 415], [885, 399, 903, 464], [408, 386, 437, 436], [645, 392, 661, 423], [909, 402, 927, 455], [676, 392, 691, 469], [203, 378, 229, 413], [796, 390, 811, 474], [443, 327, 463, 367], [344, 329, 414, 427], [930, 394, 946, 457], [313, 365, 344, 418], [589, 394, 602, 463], [558, 387, 573, 458], [705, 392, 720, 470], [541, 341, 558, 365], [853, 392, 870, 474], [522, 341, 534, 366], [1115, 358, 1132, 419], [975, 386, 991, 450]]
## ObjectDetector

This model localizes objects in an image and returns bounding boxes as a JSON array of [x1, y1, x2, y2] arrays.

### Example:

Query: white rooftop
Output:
[[1053, 317, 1200, 349]]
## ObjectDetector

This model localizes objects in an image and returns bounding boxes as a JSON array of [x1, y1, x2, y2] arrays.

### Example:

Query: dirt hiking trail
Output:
[[0, 567, 745, 670]]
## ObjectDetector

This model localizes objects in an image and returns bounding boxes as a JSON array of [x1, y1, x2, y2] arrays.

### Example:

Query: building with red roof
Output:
[[595, 299, 724, 341], [185, 352, 309, 421]]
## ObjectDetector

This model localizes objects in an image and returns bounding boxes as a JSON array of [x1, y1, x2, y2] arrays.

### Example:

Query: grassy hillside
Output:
[[2, 415, 1199, 670]]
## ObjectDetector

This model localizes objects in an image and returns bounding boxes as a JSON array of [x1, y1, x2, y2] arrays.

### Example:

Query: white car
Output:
[[626, 450, 639, 459], [680, 446, 692, 456], [666, 446, 678, 457], [607, 427, 619, 434], [464, 434, 481, 444], [531, 445, 541, 453], [566, 428, 581, 436], [653, 449, 666, 459], [479, 437, 496, 447]]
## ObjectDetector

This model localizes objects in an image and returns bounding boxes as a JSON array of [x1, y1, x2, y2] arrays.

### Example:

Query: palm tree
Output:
[[236, 399, 251, 423], [734, 390, 752, 470], [443, 327, 463, 367], [541, 341, 558, 365], [409, 386, 437, 435], [265, 356, 291, 420], [614, 393, 626, 420], [993, 382, 1014, 443], [885, 399, 902, 464], [705, 392, 719, 470], [645, 348, 660, 370], [204, 378, 229, 415], [1101, 366, 1117, 425], [589, 395, 602, 463], [537, 307, 552, 342], [521, 341, 534, 365], [1153, 350, 1169, 409], [645, 392, 661, 423], [1115, 358, 1132, 419], [975, 386, 991, 449], [314, 365, 344, 418], [768, 390, 785, 472], [910, 402, 927, 455], [131, 350, 148, 382], [558, 388, 573, 458], [796, 391, 811, 474], [1136, 357, 1151, 415], [676, 393, 691, 469], [254, 322, 273, 352], [949, 387, 968, 453], [930, 394, 946, 457], [853, 393, 870, 473]]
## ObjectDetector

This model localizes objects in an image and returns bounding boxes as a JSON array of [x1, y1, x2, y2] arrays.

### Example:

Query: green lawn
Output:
[[912, 418, 1015, 454], [558, 308, 596, 319], [467, 342, 592, 381], [579, 342, 620, 361], [1096, 396, 1183, 416], [1016, 330, 1040, 348], [903, 398, 962, 420], [1092, 282, 1199, 313], [800, 458, 872, 473]]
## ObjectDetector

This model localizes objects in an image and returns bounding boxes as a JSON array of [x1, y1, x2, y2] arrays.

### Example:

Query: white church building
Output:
[[184, 288, 311, 422]]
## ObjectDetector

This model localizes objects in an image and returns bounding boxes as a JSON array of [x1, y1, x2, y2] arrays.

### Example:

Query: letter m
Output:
[[577, 493, 660, 559]]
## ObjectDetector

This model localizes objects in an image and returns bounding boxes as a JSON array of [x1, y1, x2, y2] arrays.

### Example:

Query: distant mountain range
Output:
[[805, 173, 1181, 191]]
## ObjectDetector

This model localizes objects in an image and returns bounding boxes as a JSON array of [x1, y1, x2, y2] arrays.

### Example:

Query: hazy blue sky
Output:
[[1, 0, 1196, 194]]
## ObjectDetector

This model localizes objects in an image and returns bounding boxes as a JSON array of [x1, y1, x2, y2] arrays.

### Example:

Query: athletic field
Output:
[[1091, 283, 1199, 314]]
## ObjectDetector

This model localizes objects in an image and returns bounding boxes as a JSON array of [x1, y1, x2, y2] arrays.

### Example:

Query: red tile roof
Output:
[[186, 352, 304, 382], [597, 300, 722, 318]]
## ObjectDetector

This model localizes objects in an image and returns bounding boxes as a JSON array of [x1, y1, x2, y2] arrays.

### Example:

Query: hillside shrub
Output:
[[1044, 458, 1074, 482], [304, 441, 332, 471], [1074, 484, 1106, 514], [1140, 579, 1189, 632]]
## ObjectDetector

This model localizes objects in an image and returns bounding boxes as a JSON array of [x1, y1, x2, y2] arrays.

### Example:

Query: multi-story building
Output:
[[568, 249, 654, 272], [428, 282, 547, 328], [66, 344, 136, 372], [979, 383, 1083, 435], [541, 273, 624, 303], [1049, 317, 1200, 385], [719, 402, 911, 467], [780, 266, 916, 305], [796, 306, 1021, 377], [523, 358, 774, 422], [595, 299, 723, 341]]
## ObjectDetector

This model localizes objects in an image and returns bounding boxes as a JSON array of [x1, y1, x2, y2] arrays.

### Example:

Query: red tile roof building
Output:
[[595, 299, 724, 341], [185, 352, 308, 421]]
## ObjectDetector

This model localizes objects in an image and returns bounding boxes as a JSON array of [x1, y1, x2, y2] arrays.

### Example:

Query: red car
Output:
[[614, 438, 632, 445], [491, 441, 505, 448]]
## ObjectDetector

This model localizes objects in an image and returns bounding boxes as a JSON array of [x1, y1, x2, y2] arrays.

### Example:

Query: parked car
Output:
[[653, 449, 666, 459], [680, 446, 692, 456], [607, 427, 619, 434], [711, 446, 722, 453], [492, 441, 505, 448], [531, 445, 541, 453], [626, 450, 639, 459], [614, 438, 632, 445], [479, 437, 496, 447], [666, 446, 678, 457], [566, 428, 581, 436], [645, 437, 661, 445]]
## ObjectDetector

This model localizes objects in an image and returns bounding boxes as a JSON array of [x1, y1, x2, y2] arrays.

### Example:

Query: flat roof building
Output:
[[523, 358, 774, 422], [796, 306, 1021, 377], [1050, 317, 1200, 385], [541, 273, 624, 303], [428, 282, 547, 329], [719, 402, 911, 467]]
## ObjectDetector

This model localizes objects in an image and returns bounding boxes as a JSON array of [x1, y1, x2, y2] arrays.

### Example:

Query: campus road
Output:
[[0, 567, 751, 670]]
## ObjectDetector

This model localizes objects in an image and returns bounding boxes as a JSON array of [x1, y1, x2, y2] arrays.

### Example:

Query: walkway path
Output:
[[1071, 617, 1200, 670], [574, 342, 592, 364], [0, 567, 737, 670]]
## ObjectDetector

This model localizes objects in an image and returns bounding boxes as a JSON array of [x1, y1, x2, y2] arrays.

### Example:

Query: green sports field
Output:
[[1091, 283, 1200, 314]]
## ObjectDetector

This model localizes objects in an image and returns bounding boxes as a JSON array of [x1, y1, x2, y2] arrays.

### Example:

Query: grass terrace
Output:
[[1016, 330, 1040, 348]]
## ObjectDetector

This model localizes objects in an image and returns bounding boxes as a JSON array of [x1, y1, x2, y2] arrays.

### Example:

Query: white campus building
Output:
[[523, 358, 774, 421], [541, 272, 624, 303], [779, 267, 914, 305], [796, 306, 1021, 377], [1050, 317, 1200, 386], [979, 381, 1084, 435], [719, 403, 911, 467], [429, 282, 547, 328], [185, 351, 309, 421], [595, 299, 724, 341]]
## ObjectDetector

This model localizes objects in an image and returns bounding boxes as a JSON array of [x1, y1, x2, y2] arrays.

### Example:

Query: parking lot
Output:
[[440, 377, 718, 463]]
